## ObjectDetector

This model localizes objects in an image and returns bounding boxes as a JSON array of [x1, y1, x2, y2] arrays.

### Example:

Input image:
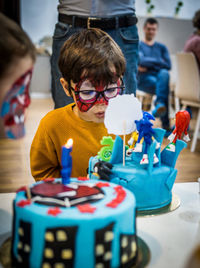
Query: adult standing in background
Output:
[[51, 0, 139, 109], [137, 17, 171, 132], [184, 9, 200, 72]]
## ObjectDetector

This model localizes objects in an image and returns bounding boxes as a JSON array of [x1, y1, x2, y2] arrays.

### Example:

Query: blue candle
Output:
[[61, 138, 73, 184]]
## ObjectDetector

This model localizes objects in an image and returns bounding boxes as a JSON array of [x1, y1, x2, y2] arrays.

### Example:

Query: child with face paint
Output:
[[30, 28, 129, 180], [0, 13, 36, 139]]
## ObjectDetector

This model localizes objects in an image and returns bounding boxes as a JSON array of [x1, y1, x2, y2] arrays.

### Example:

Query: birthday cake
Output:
[[88, 128, 187, 211], [11, 178, 137, 268], [89, 96, 189, 212]]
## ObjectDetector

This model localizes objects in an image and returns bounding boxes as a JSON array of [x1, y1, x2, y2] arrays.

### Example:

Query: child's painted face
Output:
[[0, 69, 32, 139], [71, 78, 124, 123], [72, 78, 124, 112]]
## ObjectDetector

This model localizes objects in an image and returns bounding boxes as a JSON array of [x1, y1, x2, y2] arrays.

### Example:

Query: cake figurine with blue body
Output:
[[88, 95, 190, 211], [11, 138, 138, 268]]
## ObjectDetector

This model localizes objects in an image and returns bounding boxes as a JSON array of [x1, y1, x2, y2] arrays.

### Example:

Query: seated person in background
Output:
[[0, 12, 36, 139], [184, 9, 200, 72], [137, 17, 171, 131], [30, 28, 128, 181]]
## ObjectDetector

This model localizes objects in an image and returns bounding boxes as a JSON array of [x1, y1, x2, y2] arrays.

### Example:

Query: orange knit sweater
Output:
[[30, 103, 131, 181], [30, 103, 112, 181]]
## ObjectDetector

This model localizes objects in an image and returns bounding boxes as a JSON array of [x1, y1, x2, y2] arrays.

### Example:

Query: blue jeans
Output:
[[51, 22, 139, 108], [137, 69, 170, 128]]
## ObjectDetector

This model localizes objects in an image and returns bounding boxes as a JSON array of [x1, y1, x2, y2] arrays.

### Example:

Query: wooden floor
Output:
[[0, 98, 199, 193]]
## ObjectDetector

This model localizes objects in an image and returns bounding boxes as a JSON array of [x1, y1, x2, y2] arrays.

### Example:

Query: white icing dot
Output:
[[42, 263, 51, 268], [121, 254, 128, 264], [121, 237, 128, 248], [131, 241, 136, 252], [45, 248, 54, 258], [18, 227, 24, 236], [61, 249, 73, 259], [103, 251, 112, 261], [95, 263, 104, 268], [104, 231, 114, 242], [96, 244, 104, 255], [17, 241, 22, 249], [17, 255, 22, 262], [56, 230, 68, 241], [24, 244, 30, 252], [45, 232, 54, 242]]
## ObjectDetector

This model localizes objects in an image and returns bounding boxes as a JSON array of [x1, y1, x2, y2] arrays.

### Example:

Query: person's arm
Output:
[[159, 45, 171, 70], [30, 120, 61, 181], [139, 50, 159, 69], [139, 43, 171, 71]]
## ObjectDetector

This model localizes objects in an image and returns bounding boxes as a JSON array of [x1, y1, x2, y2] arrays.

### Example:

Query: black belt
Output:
[[58, 13, 138, 29]]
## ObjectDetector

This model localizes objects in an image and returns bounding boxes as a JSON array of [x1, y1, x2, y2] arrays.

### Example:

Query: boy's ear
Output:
[[60, 78, 71, 97]]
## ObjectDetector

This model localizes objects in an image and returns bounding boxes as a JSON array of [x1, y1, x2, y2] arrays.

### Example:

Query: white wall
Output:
[[21, 0, 199, 44], [21, 0, 57, 43], [136, 0, 198, 19]]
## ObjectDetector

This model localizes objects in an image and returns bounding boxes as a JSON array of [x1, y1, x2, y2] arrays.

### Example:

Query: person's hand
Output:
[[94, 161, 113, 181], [138, 66, 147, 72]]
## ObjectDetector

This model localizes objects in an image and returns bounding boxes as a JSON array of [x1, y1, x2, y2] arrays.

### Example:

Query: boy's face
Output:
[[61, 77, 123, 123], [0, 56, 34, 139]]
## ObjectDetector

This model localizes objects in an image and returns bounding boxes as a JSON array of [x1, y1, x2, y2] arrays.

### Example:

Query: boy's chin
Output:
[[91, 115, 105, 123]]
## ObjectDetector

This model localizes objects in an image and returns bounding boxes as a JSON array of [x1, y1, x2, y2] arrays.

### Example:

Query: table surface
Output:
[[0, 182, 200, 268]]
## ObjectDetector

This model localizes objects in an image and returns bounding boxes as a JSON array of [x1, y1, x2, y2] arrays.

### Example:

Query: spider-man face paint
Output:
[[72, 78, 124, 112], [0, 69, 32, 139]]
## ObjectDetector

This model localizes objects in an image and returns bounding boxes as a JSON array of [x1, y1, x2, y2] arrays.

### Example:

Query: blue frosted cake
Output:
[[11, 178, 137, 268], [89, 128, 187, 211]]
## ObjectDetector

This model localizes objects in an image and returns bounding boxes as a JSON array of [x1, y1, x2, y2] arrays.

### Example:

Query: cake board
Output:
[[137, 193, 180, 217]]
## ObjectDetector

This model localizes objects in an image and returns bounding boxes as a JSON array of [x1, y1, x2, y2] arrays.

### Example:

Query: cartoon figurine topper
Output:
[[93, 161, 113, 181], [133, 112, 159, 165], [126, 131, 139, 156], [97, 136, 115, 162], [166, 110, 190, 152], [128, 131, 139, 149]]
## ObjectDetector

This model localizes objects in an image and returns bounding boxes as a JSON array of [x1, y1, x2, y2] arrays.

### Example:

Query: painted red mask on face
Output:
[[72, 78, 124, 112], [0, 69, 32, 139]]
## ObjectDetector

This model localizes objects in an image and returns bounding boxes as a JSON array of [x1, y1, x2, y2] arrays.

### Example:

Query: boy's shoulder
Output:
[[40, 103, 75, 125]]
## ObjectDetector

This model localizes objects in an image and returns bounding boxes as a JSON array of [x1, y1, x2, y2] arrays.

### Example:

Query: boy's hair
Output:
[[193, 9, 200, 29], [0, 12, 36, 80], [144, 17, 158, 27], [58, 28, 126, 95]]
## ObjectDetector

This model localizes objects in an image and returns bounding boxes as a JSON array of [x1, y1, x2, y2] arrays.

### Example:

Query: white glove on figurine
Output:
[[128, 137, 134, 146], [183, 134, 190, 142], [168, 133, 176, 143]]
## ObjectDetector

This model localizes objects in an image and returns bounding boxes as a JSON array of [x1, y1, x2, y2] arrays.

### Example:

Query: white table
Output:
[[0, 183, 200, 268]]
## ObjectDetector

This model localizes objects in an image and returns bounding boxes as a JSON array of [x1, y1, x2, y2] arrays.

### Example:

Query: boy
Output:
[[30, 28, 126, 181], [0, 12, 36, 139]]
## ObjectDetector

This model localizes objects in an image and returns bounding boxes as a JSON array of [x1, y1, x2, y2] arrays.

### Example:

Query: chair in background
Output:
[[169, 54, 177, 118], [175, 52, 200, 152], [136, 89, 155, 112]]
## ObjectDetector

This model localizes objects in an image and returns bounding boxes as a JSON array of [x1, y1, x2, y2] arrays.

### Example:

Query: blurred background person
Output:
[[137, 17, 171, 133], [184, 9, 200, 72], [51, 0, 139, 108], [0, 12, 36, 139]]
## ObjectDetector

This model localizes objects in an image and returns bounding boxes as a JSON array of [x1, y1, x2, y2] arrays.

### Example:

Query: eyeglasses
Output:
[[70, 78, 124, 112], [71, 78, 125, 103]]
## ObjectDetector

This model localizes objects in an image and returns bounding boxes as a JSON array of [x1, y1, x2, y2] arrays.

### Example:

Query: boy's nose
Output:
[[96, 93, 108, 104], [96, 97, 105, 104]]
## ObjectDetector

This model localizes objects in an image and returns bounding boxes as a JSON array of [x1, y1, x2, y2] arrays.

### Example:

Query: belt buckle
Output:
[[87, 17, 98, 29]]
